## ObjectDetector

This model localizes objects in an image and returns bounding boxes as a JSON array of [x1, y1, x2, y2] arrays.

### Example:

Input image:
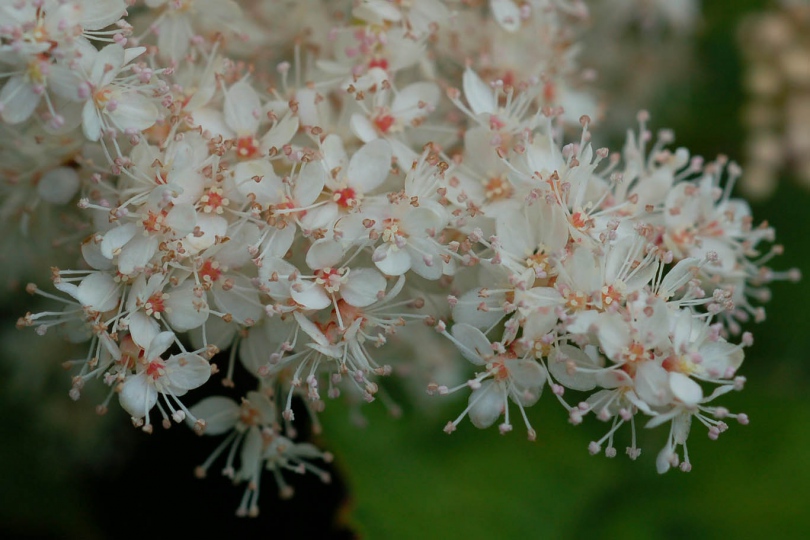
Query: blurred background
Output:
[[3, 1, 810, 538]]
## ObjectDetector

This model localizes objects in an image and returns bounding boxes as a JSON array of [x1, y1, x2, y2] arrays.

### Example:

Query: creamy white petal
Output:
[[450, 323, 492, 365], [669, 372, 703, 406], [165, 282, 209, 332], [306, 239, 345, 270], [342, 268, 386, 307], [233, 160, 284, 205], [462, 68, 496, 116], [165, 354, 211, 391], [188, 396, 240, 435], [261, 114, 299, 151], [490, 0, 521, 32], [468, 381, 504, 429], [212, 276, 262, 325], [291, 280, 332, 310], [392, 82, 440, 122], [91, 44, 125, 87], [108, 92, 158, 133], [146, 331, 176, 360], [347, 139, 392, 193], [128, 311, 160, 350], [0, 76, 39, 124], [76, 272, 120, 312], [548, 345, 598, 391], [293, 311, 330, 347], [506, 359, 546, 405], [350, 113, 379, 143], [225, 80, 261, 136], [373, 244, 411, 276], [119, 373, 158, 419], [635, 361, 672, 407], [117, 235, 159, 276]]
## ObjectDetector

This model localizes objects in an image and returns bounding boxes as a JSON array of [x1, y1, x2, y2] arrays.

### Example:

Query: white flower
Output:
[[0, 0, 128, 126], [350, 80, 440, 144], [490, 0, 522, 33], [320, 136, 392, 211], [145, 0, 242, 62], [287, 238, 388, 311], [118, 331, 211, 429], [440, 323, 546, 439], [54, 271, 122, 314], [78, 45, 159, 140]]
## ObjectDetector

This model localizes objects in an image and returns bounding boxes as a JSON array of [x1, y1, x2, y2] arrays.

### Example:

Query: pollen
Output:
[[622, 341, 650, 364], [490, 358, 510, 381], [565, 290, 590, 311], [315, 267, 347, 293], [601, 285, 622, 308], [670, 227, 697, 249], [142, 210, 166, 233], [146, 359, 166, 380], [381, 219, 407, 245], [198, 259, 222, 286], [236, 136, 260, 159], [333, 186, 360, 208], [663, 354, 699, 375], [570, 211, 592, 231], [145, 292, 168, 317], [93, 88, 113, 108], [200, 186, 229, 214], [239, 402, 261, 426], [484, 176, 513, 201], [27, 58, 48, 85]]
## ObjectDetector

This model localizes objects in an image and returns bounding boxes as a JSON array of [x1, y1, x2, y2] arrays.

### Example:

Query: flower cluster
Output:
[[6, 0, 797, 516]]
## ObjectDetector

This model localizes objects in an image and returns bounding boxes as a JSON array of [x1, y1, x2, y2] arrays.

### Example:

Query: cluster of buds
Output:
[[5, 0, 797, 517]]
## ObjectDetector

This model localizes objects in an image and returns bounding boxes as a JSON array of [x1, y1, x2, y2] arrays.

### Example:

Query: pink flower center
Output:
[[146, 359, 165, 380], [484, 176, 513, 201], [145, 292, 166, 316], [374, 113, 396, 134], [333, 186, 358, 208], [236, 136, 260, 159], [368, 57, 389, 71], [199, 259, 222, 285]]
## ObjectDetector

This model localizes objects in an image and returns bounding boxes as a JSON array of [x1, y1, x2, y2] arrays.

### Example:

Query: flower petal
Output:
[[165, 353, 211, 391], [342, 268, 386, 307], [347, 139, 392, 193], [450, 323, 492, 365], [462, 68, 495, 116], [76, 272, 121, 312], [119, 373, 157, 419], [373, 244, 411, 276], [291, 280, 332, 310], [306, 239, 345, 270], [468, 381, 504, 429], [490, 0, 521, 32], [548, 345, 598, 391], [224, 80, 261, 135], [669, 372, 703, 406], [188, 396, 240, 436], [100, 223, 137, 259], [165, 282, 210, 331], [128, 311, 160, 350]]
